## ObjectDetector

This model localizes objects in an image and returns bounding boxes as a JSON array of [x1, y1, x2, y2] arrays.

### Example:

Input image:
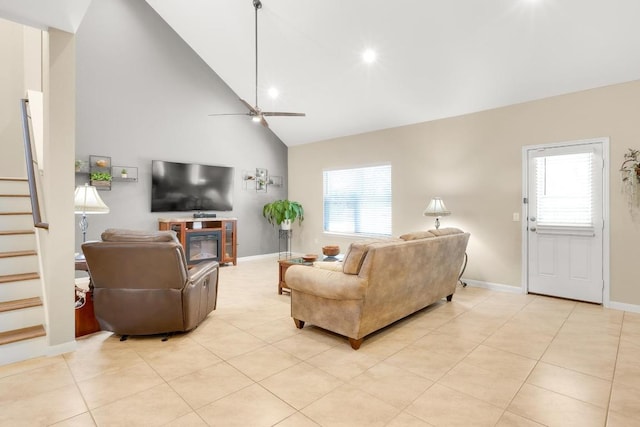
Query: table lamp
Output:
[[423, 197, 451, 229], [74, 184, 109, 258]]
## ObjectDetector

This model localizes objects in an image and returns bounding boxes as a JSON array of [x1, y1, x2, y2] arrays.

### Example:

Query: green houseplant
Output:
[[262, 200, 304, 229], [90, 171, 112, 187]]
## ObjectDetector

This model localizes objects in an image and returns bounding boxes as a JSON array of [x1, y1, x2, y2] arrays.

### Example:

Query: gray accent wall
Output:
[[75, 0, 287, 256]]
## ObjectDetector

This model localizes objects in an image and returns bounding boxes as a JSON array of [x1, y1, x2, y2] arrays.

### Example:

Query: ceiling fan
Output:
[[209, 0, 305, 128]]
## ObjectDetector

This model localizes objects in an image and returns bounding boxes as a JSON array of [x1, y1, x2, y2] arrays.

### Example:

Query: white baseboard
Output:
[[606, 300, 640, 314], [236, 252, 280, 262], [462, 279, 524, 294], [46, 340, 77, 358], [237, 252, 307, 262], [465, 279, 640, 314]]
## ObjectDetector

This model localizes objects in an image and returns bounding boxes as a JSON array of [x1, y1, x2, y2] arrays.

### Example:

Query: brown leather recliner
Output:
[[82, 229, 218, 337]]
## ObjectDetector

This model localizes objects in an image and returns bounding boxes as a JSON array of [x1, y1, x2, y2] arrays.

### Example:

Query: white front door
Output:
[[525, 140, 605, 303]]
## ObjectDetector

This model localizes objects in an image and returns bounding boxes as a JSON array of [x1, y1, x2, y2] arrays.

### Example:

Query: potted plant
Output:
[[75, 160, 83, 172], [262, 200, 304, 230], [90, 171, 112, 187], [121, 168, 128, 178]]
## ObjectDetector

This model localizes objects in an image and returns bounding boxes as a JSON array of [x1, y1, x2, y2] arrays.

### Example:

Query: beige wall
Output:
[[40, 28, 76, 349], [0, 18, 26, 177], [289, 79, 640, 307]]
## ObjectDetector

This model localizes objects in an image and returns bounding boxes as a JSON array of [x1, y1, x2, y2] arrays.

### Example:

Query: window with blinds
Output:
[[535, 152, 593, 227], [323, 164, 391, 236]]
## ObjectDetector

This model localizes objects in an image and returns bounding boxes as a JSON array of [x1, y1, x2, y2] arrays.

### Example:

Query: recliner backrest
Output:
[[83, 228, 188, 291]]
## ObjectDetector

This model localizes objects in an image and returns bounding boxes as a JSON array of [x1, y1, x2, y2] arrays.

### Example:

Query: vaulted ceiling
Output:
[[2, 0, 640, 146]]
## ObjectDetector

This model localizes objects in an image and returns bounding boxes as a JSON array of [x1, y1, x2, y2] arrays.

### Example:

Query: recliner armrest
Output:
[[188, 260, 219, 284]]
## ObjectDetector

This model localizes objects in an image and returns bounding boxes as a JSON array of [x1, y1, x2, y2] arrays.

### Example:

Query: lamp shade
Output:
[[423, 197, 451, 217], [74, 184, 109, 214]]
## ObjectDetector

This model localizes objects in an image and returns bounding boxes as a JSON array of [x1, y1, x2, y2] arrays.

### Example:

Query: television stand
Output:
[[158, 217, 237, 266]]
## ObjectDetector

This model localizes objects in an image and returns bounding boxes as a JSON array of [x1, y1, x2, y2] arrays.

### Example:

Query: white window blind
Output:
[[535, 152, 593, 227], [323, 165, 391, 236]]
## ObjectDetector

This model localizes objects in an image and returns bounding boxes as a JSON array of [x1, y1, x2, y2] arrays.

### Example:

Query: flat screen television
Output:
[[151, 160, 234, 212]]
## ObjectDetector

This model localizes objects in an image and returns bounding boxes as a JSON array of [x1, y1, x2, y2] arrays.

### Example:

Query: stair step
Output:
[[0, 278, 41, 302], [0, 230, 34, 236], [0, 214, 33, 231], [0, 253, 38, 276], [0, 179, 29, 196], [0, 272, 39, 284], [0, 325, 45, 346], [0, 232, 36, 253], [0, 196, 32, 212], [0, 333, 46, 366], [0, 297, 42, 313], [0, 250, 37, 259]]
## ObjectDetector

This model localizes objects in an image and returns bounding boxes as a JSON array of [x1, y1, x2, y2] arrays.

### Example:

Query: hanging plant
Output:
[[620, 148, 640, 211]]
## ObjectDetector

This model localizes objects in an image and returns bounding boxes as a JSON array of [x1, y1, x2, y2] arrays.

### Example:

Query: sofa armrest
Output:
[[312, 261, 343, 272], [188, 260, 219, 284], [286, 266, 366, 300]]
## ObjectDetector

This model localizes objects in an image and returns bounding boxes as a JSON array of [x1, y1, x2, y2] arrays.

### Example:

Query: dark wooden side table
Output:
[[75, 260, 101, 337], [278, 257, 313, 294]]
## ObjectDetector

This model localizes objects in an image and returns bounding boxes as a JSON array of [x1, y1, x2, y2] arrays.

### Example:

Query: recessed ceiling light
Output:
[[268, 87, 279, 99], [362, 49, 377, 64]]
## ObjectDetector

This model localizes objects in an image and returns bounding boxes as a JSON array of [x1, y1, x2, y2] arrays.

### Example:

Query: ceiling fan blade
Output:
[[239, 98, 259, 115], [262, 112, 306, 117], [208, 113, 251, 116], [259, 115, 269, 128]]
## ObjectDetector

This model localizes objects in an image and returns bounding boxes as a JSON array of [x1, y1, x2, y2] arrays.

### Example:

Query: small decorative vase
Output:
[[280, 219, 292, 230]]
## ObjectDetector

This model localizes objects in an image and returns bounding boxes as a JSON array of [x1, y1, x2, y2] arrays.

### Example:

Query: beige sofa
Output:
[[285, 228, 470, 349]]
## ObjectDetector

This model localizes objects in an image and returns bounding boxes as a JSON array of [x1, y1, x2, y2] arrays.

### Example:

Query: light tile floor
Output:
[[1, 256, 639, 426]]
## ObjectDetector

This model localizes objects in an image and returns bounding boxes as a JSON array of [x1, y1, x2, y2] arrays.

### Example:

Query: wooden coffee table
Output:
[[278, 257, 314, 294]]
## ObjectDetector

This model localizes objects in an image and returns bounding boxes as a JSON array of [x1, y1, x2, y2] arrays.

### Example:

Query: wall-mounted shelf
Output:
[[112, 165, 138, 182], [89, 155, 112, 191], [75, 155, 138, 190], [242, 168, 283, 191]]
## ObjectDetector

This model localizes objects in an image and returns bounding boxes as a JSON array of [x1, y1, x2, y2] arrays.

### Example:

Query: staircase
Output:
[[0, 177, 47, 365]]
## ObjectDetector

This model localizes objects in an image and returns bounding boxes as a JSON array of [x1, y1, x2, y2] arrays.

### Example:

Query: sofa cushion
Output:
[[428, 227, 463, 237], [342, 238, 399, 275], [399, 231, 436, 241], [101, 229, 179, 243]]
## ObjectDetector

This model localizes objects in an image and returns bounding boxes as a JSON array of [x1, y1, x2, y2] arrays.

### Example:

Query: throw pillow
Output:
[[342, 238, 388, 274]]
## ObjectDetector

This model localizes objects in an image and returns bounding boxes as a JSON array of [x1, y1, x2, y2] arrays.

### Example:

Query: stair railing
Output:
[[20, 98, 48, 230]]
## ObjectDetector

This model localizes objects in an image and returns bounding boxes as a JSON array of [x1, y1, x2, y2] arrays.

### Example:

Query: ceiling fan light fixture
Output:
[[252, 115, 262, 122], [362, 48, 377, 64]]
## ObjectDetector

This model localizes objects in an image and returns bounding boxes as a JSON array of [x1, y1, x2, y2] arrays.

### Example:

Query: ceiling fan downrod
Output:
[[253, 0, 262, 108]]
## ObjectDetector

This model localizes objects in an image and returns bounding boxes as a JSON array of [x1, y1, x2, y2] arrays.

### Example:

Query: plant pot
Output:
[[121, 174, 128, 179], [280, 219, 292, 230]]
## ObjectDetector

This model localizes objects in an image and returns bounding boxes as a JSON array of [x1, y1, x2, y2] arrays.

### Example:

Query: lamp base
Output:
[[434, 217, 441, 229]]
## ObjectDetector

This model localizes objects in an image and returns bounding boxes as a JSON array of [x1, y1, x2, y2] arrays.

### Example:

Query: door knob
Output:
[[530, 227, 537, 232], [529, 217, 536, 222]]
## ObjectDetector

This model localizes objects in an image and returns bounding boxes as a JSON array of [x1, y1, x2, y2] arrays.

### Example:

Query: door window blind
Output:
[[323, 165, 391, 236], [535, 152, 593, 227]]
